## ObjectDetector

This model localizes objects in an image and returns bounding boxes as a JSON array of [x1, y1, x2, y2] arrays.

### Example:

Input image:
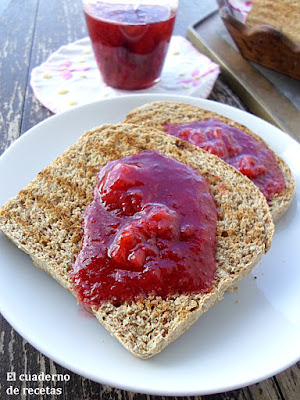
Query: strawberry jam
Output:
[[71, 151, 218, 307], [83, 2, 176, 89], [165, 119, 286, 201]]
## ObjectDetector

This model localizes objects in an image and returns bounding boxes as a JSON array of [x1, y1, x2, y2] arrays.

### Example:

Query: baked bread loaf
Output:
[[124, 101, 295, 222], [0, 123, 274, 358], [246, 0, 300, 44]]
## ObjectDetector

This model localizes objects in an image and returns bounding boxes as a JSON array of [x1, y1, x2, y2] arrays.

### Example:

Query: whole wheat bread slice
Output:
[[246, 0, 300, 44], [124, 101, 295, 222], [0, 123, 274, 358]]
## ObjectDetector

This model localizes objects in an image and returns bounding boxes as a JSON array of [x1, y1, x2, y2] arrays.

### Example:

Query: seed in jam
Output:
[[71, 151, 218, 307], [165, 119, 286, 201]]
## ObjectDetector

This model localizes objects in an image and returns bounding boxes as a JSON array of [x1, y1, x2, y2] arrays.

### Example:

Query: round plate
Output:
[[0, 94, 299, 396]]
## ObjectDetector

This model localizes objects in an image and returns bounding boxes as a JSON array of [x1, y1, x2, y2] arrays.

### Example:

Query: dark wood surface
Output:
[[0, 1, 299, 399]]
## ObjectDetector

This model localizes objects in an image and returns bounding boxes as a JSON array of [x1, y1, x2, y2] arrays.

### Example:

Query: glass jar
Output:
[[82, 0, 178, 90]]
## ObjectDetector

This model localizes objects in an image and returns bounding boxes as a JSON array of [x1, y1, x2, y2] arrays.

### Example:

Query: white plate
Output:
[[0, 94, 299, 396]]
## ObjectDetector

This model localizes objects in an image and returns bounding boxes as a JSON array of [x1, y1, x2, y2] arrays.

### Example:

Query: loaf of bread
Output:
[[0, 123, 274, 358], [124, 101, 295, 222], [246, 0, 300, 44]]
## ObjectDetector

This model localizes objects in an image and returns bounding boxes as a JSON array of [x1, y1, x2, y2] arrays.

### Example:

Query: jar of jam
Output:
[[82, 0, 178, 90]]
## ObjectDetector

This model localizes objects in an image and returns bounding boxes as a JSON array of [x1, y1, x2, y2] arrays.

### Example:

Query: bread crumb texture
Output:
[[247, 0, 300, 44], [0, 123, 274, 358]]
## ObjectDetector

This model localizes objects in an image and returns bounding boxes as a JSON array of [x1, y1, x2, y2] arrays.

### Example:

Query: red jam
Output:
[[71, 151, 218, 306], [165, 119, 286, 201], [83, 2, 176, 90]]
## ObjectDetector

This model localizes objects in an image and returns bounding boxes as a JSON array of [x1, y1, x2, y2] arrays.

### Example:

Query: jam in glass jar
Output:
[[82, 0, 178, 90]]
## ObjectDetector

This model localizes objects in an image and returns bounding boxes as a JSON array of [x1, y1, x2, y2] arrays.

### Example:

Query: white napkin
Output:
[[31, 36, 220, 114]]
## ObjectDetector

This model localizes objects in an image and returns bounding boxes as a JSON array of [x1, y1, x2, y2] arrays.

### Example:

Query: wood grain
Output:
[[0, 0, 299, 399], [21, 0, 86, 134], [0, 0, 39, 153]]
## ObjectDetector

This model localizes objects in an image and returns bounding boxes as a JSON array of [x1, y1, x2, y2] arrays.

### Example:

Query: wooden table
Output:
[[0, 1, 299, 399]]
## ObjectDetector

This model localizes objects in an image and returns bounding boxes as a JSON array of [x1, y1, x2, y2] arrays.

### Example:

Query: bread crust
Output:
[[246, 0, 300, 45], [124, 101, 295, 222], [0, 123, 274, 358]]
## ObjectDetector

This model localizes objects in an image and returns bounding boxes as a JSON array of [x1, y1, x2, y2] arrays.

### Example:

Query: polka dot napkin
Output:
[[30, 36, 220, 114]]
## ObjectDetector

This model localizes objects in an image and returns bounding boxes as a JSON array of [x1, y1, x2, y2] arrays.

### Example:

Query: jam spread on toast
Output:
[[71, 151, 218, 306], [165, 119, 286, 201]]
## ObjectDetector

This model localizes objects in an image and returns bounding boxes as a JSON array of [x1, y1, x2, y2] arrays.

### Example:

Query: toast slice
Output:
[[0, 123, 274, 359], [246, 0, 300, 45], [124, 101, 295, 222]]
